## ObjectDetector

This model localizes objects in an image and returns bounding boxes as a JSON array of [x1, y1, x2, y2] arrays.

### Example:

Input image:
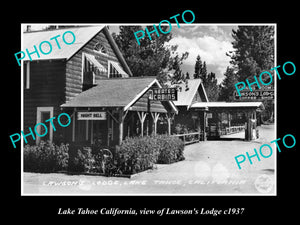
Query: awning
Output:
[[110, 61, 128, 77], [191, 102, 265, 110], [85, 53, 107, 73]]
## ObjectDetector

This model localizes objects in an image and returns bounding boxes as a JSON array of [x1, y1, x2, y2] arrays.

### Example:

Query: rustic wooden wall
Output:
[[130, 86, 169, 113], [23, 60, 66, 144], [65, 30, 126, 103]]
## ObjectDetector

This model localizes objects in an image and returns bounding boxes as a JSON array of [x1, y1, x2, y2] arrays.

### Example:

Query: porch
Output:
[[60, 77, 178, 147], [191, 102, 265, 141]]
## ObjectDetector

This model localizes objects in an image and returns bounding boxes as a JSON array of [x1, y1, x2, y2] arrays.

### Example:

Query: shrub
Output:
[[68, 143, 120, 175], [156, 135, 185, 164], [116, 135, 184, 174], [55, 143, 69, 170], [72, 147, 95, 173], [24, 141, 69, 172], [116, 136, 160, 174]]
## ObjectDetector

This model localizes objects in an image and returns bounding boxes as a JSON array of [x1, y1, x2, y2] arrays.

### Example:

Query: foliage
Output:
[[174, 123, 189, 134], [193, 54, 220, 101], [204, 72, 220, 102], [116, 136, 159, 174], [71, 148, 95, 173], [227, 26, 275, 82], [224, 26, 274, 120], [24, 136, 185, 176], [24, 141, 69, 172], [112, 26, 188, 84], [116, 135, 185, 174], [156, 135, 185, 164], [68, 144, 119, 175], [218, 66, 239, 101], [193, 55, 203, 79]]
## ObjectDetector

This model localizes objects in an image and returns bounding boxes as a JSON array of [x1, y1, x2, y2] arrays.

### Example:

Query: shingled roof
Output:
[[22, 25, 133, 76], [23, 26, 105, 61], [172, 79, 209, 108], [61, 77, 178, 112], [191, 102, 265, 110]]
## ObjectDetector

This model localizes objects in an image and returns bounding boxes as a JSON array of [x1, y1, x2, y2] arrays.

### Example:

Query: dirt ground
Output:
[[23, 124, 276, 195]]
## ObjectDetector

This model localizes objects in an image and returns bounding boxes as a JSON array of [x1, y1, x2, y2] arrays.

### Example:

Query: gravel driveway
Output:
[[23, 124, 275, 195]]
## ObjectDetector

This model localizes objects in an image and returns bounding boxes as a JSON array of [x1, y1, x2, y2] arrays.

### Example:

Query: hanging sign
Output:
[[149, 88, 178, 101], [77, 112, 106, 120]]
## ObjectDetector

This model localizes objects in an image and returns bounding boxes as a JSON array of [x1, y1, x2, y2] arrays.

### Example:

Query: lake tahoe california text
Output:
[[58, 207, 245, 216]]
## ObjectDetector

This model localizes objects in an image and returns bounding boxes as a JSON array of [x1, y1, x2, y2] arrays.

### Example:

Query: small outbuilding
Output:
[[171, 79, 265, 142]]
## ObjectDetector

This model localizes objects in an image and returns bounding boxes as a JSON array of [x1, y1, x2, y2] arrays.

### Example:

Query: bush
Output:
[[116, 136, 159, 174], [68, 144, 120, 175], [156, 135, 185, 164], [71, 147, 95, 173], [116, 135, 184, 174], [24, 135, 185, 175], [24, 141, 69, 172]]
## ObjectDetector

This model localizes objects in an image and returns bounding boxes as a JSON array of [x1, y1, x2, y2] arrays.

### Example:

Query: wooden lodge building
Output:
[[23, 26, 177, 146], [23, 25, 264, 147]]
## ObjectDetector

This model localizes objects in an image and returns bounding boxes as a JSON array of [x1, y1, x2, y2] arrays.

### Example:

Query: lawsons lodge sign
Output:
[[233, 88, 274, 100]]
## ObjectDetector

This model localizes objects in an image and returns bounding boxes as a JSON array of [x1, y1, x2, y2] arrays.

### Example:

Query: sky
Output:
[[109, 24, 237, 83], [167, 24, 237, 83], [24, 24, 238, 83]]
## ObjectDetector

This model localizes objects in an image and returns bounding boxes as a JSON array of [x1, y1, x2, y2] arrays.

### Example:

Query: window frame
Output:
[[81, 53, 96, 85], [107, 60, 123, 78], [36, 107, 54, 144], [93, 42, 108, 56], [23, 61, 30, 89]]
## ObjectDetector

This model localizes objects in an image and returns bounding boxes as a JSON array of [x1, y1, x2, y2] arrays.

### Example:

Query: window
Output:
[[82, 55, 95, 87], [23, 61, 30, 89], [36, 107, 54, 144], [94, 42, 107, 55], [82, 53, 107, 91], [109, 62, 121, 78], [108, 61, 128, 78]]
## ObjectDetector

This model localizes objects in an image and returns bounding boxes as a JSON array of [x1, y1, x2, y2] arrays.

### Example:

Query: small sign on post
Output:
[[233, 90, 274, 100], [149, 88, 178, 101]]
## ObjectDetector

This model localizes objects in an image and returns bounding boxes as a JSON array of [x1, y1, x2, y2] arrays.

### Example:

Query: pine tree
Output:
[[168, 52, 189, 85], [201, 61, 207, 84], [193, 55, 219, 101], [113, 25, 188, 84], [193, 55, 202, 79], [218, 67, 238, 101], [228, 26, 274, 81], [227, 25, 275, 121], [205, 72, 219, 101]]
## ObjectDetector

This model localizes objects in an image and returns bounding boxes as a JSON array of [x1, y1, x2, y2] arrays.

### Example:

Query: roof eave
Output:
[[123, 79, 178, 114], [103, 26, 133, 77], [200, 82, 209, 102]]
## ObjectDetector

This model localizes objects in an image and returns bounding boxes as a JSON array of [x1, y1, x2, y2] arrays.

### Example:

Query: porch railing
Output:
[[221, 125, 245, 136], [173, 131, 202, 145]]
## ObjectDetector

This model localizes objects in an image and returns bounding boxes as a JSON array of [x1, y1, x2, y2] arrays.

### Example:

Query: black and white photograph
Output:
[[5, 3, 300, 221], [19, 23, 277, 195]]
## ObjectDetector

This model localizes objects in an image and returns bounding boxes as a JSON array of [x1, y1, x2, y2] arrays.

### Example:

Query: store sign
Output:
[[77, 112, 106, 120], [149, 88, 178, 101], [233, 90, 274, 100]]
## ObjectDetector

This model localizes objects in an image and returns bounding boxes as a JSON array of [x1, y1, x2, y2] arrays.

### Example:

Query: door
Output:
[[36, 107, 54, 144]]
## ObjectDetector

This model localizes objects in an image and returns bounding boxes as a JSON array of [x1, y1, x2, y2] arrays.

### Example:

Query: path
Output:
[[23, 124, 276, 195]]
